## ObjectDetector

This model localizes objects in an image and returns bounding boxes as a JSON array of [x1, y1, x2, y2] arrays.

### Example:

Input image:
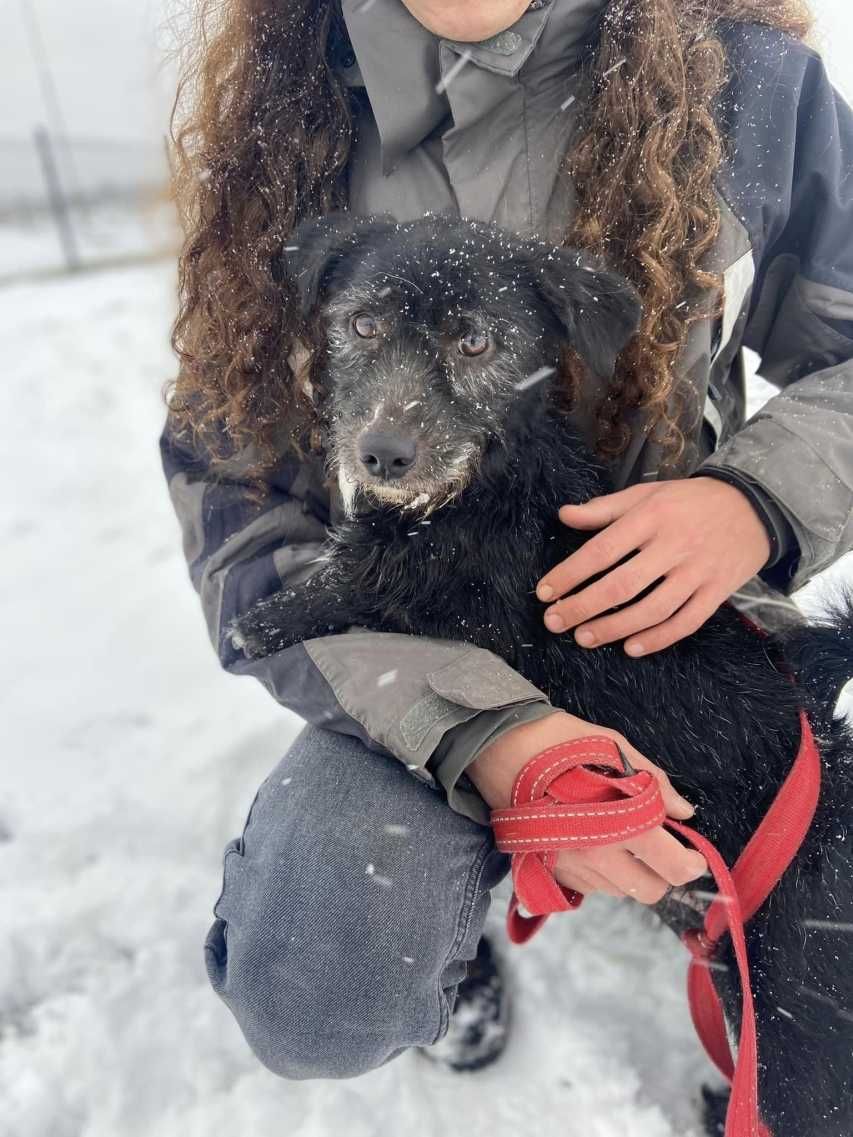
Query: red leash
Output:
[[491, 715, 820, 1137]]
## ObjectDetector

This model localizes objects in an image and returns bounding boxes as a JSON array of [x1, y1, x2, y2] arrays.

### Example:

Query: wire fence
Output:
[[1, 129, 179, 282]]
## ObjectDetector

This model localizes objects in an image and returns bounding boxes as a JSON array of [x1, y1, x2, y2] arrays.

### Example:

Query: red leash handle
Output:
[[490, 736, 665, 943], [490, 718, 821, 1137]]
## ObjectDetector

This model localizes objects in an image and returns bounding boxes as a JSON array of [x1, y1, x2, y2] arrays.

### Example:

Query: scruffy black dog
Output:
[[235, 214, 853, 1136]]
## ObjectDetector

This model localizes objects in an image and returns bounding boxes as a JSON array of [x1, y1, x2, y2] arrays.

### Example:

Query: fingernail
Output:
[[675, 797, 695, 819], [544, 611, 565, 633], [575, 629, 595, 647], [625, 641, 645, 657], [538, 584, 554, 601]]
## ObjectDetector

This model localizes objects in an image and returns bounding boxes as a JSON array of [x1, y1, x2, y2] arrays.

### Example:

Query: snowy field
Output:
[[1, 259, 851, 1137]]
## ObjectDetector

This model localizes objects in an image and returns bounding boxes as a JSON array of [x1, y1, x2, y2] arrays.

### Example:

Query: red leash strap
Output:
[[679, 710, 821, 1137], [491, 714, 821, 1137], [670, 820, 766, 1137]]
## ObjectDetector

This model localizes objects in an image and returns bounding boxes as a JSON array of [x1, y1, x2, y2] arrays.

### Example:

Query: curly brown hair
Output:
[[167, 0, 813, 469]]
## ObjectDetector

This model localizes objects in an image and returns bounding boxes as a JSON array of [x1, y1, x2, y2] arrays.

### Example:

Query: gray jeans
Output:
[[205, 725, 509, 1079]]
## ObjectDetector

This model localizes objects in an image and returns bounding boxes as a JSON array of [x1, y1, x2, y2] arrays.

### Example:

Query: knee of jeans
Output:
[[205, 913, 416, 1080], [204, 727, 507, 1080]]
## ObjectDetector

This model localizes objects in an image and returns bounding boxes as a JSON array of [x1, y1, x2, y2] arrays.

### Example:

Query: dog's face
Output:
[[288, 214, 640, 513]]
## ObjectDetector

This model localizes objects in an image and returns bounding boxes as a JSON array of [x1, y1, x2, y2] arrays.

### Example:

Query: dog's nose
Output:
[[357, 429, 417, 480]]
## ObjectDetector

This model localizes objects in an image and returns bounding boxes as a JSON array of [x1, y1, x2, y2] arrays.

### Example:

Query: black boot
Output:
[[420, 934, 511, 1072]]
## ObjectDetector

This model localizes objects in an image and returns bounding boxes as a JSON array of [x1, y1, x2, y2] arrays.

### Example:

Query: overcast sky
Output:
[[3, 0, 176, 143], [2, 0, 851, 144]]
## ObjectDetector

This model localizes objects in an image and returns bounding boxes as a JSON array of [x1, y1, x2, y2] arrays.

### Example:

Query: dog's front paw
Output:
[[227, 616, 270, 660], [229, 590, 301, 660]]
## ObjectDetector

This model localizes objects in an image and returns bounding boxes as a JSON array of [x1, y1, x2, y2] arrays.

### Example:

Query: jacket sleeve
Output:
[[701, 35, 853, 592], [160, 420, 553, 823]]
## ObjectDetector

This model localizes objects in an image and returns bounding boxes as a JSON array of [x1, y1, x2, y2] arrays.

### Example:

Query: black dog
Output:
[[235, 214, 853, 1136]]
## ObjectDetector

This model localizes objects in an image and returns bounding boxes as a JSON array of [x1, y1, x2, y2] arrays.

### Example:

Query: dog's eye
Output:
[[352, 314, 379, 339], [459, 330, 489, 357]]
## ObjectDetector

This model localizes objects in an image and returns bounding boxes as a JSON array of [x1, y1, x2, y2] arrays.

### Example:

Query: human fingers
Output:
[[624, 828, 707, 886], [602, 734, 695, 821], [537, 514, 651, 605], [571, 571, 698, 647], [554, 855, 625, 899], [576, 845, 671, 905], [556, 484, 657, 529], [542, 550, 666, 633], [623, 586, 719, 657]]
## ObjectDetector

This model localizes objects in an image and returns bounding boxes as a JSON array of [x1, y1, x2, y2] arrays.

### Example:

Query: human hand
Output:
[[536, 477, 771, 656], [468, 710, 707, 904]]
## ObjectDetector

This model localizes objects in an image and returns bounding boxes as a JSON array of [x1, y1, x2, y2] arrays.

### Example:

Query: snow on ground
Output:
[[1, 260, 850, 1137]]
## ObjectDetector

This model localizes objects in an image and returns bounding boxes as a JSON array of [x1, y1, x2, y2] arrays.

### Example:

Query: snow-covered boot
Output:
[[419, 934, 511, 1072]]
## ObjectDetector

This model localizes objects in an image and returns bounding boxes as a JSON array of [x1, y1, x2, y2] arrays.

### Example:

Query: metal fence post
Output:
[[33, 125, 81, 272]]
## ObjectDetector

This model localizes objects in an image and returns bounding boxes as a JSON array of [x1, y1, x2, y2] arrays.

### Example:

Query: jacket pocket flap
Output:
[[426, 648, 545, 710]]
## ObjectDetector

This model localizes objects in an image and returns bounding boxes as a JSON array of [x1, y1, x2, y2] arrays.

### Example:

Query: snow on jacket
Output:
[[161, 0, 853, 823]]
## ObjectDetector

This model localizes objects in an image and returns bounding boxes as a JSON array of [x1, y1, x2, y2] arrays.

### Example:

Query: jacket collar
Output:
[[340, 0, 605, 174]]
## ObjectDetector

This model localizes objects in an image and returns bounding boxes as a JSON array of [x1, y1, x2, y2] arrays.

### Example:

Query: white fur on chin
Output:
[[337, 466, 459, 517]]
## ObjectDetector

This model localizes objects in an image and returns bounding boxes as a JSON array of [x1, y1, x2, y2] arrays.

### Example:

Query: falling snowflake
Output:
[[514, 366, 556, 392], [384, 823, 410, 837], [802, 919, 853, 933], [436, 50, 472, 95], [602, 58, 627, 78]]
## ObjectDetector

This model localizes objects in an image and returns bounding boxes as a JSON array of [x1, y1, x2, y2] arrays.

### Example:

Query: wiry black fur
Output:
[[237, 216, 853, 1135], [780, 601, 853, 710]]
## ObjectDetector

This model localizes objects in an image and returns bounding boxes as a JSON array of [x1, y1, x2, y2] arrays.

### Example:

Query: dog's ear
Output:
[[534, 250, 642, 380], [282, 211, 398, 317]]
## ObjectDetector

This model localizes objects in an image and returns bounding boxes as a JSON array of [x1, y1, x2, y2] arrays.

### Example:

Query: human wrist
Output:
[[693, 468, 792, 568], [467, 710, 576, 809]]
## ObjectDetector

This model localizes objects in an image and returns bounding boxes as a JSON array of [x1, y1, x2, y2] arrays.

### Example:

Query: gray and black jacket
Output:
[[161, 0, 853, 823]]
